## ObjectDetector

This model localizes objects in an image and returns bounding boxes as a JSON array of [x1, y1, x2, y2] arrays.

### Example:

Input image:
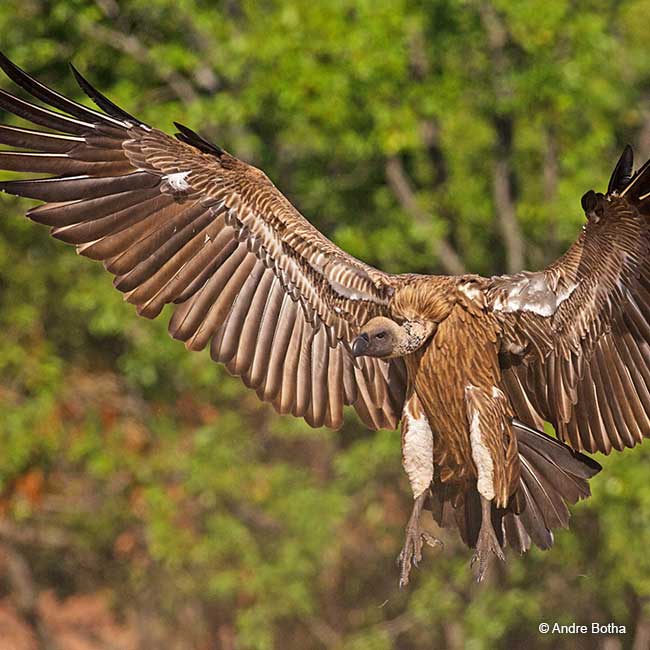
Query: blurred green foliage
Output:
[[1, 1, 650, 648]]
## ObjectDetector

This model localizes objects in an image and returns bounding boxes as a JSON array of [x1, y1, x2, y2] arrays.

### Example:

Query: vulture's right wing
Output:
[[0, 53, 408, 430]]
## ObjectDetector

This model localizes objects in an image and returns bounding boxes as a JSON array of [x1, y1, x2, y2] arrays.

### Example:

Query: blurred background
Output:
[[0, 1, 650, 648]]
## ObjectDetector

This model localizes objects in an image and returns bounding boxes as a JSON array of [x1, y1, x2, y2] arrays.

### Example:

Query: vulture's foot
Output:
[[470, 496, 505, 582], [397, 492, 442, 588]]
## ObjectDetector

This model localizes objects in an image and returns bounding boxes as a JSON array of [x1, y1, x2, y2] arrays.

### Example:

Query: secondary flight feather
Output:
[[5, 53, 650, 585]]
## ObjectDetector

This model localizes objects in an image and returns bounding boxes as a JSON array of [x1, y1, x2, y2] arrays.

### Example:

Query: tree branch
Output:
[[543, 128, 559, 255], [0, 519, 74, 548], [493, 150, 524, 272], [420, 120, 447, 187], [633, 611, 650, 650], [478, 3, 526, 273], [304, 616, 342, 648], [81, 10, 199, 105], [637, 102, 650, 164], [385, 156, 465, 275], [0, 542, 59, 650]]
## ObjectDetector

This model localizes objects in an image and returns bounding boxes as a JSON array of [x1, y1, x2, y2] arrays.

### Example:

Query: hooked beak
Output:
[[352, 332, 370, 358]]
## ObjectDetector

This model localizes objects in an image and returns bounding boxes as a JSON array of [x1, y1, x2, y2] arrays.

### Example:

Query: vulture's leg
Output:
[[471, 495, 505, 581], [397, 491, 442, 588], [465, 385, 509, 581], [398, 394, 440, 587]]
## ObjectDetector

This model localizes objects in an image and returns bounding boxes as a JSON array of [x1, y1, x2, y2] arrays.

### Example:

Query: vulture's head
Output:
[[352, 317, 435, 359]]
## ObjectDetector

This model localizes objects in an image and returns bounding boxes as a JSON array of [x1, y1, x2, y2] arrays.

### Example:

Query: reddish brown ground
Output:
[[0, 591, 137, 650]]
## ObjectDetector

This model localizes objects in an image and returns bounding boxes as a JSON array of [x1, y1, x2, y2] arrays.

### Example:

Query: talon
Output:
[[471, 495, 505, 582], [397, 527, 443, 587], [397, 492, 441, 588]]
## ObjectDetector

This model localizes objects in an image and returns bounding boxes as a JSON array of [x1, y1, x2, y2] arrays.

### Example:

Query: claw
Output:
[[398, 529, 443, 588], [471, 496, 505, 582], [397, 492, 444, 588]]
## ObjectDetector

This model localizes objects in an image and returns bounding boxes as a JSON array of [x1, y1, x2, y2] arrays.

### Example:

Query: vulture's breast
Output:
[[407, 304, 504, 486]]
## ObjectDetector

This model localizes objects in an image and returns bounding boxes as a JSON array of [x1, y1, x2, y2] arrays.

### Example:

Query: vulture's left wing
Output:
[[0, 54, 408, 430], [486, 146, 650, 454]]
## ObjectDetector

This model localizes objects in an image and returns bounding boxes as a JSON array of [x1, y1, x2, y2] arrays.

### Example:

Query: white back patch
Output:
[[459, 282, 483, 302], [402, 400, 434, 498], [492, 274, 578, 317]]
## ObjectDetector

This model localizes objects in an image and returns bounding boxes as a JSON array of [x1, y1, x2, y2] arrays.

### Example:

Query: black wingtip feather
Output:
[[0, 50, 34, 86], [608, 144, 635, 195], [0, 51, 17, 75], [69, 62, 141, 125], [0, 52, 46, 96], [0, 52, 113, 127], [173, 121, 224, 157]]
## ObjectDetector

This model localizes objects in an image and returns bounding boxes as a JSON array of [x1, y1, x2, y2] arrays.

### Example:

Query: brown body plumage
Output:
[[5, 53, 649, 585]]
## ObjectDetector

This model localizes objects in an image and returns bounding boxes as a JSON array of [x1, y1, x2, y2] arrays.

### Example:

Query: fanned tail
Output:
[[506, 420, 601, 552], [430, 420, 601, 554]]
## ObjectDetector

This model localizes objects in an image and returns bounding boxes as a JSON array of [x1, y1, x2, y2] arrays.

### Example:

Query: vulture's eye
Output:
[[376, 332, 386, 339]]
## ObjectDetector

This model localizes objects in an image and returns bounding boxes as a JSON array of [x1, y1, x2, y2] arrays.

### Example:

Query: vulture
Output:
[[9, 51, 650, 587]]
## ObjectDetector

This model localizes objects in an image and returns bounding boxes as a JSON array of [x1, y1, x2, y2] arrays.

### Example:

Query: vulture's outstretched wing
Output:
[[0, 53, 407, 430], [486, 146, 650, 453]]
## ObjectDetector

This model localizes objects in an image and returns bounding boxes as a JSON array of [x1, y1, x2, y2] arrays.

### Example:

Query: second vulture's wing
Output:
[[486, 145, 650, 453], [0, 54, 407, 430]]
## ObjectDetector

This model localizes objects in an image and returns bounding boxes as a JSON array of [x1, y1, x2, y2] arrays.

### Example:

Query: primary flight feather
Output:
[[7, 52, 650, 586]]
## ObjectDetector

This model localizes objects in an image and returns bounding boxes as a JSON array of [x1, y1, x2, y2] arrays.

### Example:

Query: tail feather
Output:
[[509, 421, 600, 551], [502, 512, 531, 554], [515, 420, 601, 479], [430, 420, 601, 555], [512, 477, 554, 550], [508, 421, 600, 551], [519, 458, 568, 532]]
